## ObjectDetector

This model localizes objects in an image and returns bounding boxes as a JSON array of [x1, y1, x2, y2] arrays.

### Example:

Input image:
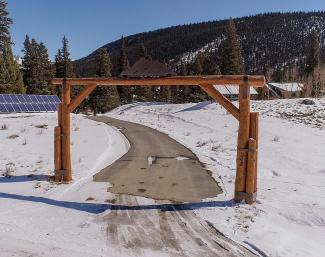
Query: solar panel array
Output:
[[0, 94, 60, 113], [213, 85, 258, 95]]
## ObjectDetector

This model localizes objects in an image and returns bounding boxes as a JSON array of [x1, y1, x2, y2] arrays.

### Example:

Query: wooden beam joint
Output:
[[200, 84, 240, 120], [68, 84, 97, 113]]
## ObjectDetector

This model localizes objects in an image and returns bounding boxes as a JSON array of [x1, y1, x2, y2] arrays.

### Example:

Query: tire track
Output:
[[102, 195, 256, 257]]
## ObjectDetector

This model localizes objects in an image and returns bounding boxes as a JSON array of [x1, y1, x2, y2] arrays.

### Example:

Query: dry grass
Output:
[[7, 134, 19, 139], [196, 139, 216, 147], [272, 136, 280, 142], [211, 144, 222, 151], [37, 129, 44, 135], [35, 124, 48, 129], [105, 198, 117, 204], [3, 163, 15, 178], [1, 124, 8, 130]]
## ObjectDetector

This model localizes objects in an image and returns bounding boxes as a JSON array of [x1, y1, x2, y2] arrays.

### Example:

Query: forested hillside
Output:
[[75, 12, 325, 77]]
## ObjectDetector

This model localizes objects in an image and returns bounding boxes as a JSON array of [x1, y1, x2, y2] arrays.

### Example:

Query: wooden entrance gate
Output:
[[51, 75, 265, 204]]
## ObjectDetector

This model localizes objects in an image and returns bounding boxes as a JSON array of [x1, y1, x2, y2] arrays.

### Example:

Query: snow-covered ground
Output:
[[108, 98, 325, 257], [0, 113, 129, 257], [0, 98, 324, 257]]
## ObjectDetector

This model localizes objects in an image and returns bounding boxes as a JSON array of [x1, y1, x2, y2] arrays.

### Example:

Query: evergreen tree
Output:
[[118, 36, 129, 74], [0, 41, 24, 93], [135, 42, 154, 102], [219, 19, 244, 75], [305, 30, 322, 96], [88, 48, 120, 115], [0, 0, 24, 93], [185, 53, 210, 102], [177, 62, 190, 103], [305, 30, 320, 75], [202, 55, 220, 75], [117, 36, 131, 103], [180, 62, 188, 76], [95, 48, 112, 77], [0, 0, 11, 52], [22, 35, 53, 94], [193, 53, 204, 75], [55, 36, 74, 78]]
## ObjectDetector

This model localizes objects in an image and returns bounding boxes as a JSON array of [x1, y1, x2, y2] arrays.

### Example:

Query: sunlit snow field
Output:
[[0, 98, 324, 257]]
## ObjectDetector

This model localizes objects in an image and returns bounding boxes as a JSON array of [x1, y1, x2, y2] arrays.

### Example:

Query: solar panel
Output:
[[0, 95, 5, 103], [0, 94, 61, 113], [0, 104, 7, 112]]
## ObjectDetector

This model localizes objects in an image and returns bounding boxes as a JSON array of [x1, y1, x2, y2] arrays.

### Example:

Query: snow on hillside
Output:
[[171, 36, 224, 66], [107, 98, 325, 257], [0, 113, 129, 257]]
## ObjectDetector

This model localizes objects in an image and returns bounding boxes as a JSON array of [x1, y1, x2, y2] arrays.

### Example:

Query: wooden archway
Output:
[[51, 75, 265, 204]]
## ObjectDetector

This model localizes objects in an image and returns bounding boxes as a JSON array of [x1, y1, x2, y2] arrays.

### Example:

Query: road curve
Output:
[[91, 116, 221, 203], [90, 116, 257, 257]]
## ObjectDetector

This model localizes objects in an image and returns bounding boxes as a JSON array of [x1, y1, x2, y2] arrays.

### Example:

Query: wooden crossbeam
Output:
[[51, 75, 265, 87], [52, 75, 263, 204], [68, 84, 97, 113], [200, 84, 240, 120]]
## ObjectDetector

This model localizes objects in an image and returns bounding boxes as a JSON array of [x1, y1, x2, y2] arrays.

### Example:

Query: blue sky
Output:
[[8, 0, 325, 60]]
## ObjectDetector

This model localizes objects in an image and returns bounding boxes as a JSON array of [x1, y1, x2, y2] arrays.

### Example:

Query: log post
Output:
[[245, 138, 257, 204], [234, 76, 251, 202], [54, 103, 63, 182], [61, 81, 72, 182], [54, 126, 61, 176], [249, 112, 259, 195]]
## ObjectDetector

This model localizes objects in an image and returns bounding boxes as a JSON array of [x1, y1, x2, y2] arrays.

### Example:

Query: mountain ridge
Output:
[[74, 11, 325, 77]]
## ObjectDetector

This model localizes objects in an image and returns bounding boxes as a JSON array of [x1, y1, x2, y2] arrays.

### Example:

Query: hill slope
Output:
[[75, 11, 325, 76]]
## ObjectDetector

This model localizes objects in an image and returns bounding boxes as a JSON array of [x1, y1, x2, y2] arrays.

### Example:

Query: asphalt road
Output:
[[90, 116, 257, 257], [91, 116, 222, 203]]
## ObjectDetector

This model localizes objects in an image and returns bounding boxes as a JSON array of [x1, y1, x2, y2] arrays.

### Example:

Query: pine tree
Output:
[[202, 55, 220, 75], [178, 62, 190, 103], [305, 30, 322, 96], [139, 42, 152, 60], [305, 30, 320, 75], [0, 0, 12, 52], [135, 42, 154, 102], [0, 42, 24, 93], [117, 36, 131, 103], [186, 53, 209, 102], [22, 35, 53, 94], [193, 53, 204, 75], [55, 36, 74, 78], [219, 19, 244, 75], [0, 0, 24, 93], [118, 36, 129, 74], [88, 48, 120, 115]]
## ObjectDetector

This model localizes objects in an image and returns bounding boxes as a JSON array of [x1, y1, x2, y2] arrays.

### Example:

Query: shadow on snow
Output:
[[175, 101, 211, 113], [0, 175, 49, 183], [0, 192, 237, 214]]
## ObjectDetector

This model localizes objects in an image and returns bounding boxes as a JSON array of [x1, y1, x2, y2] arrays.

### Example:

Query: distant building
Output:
[[14, 57, 23, 67], [213, 85, 258, 100], [120, 57, 176, 78], [265, 83, 304, 99]]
